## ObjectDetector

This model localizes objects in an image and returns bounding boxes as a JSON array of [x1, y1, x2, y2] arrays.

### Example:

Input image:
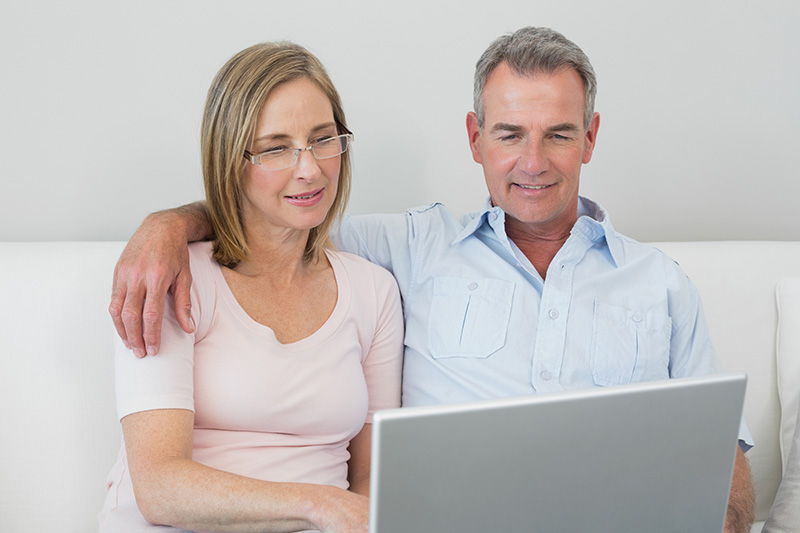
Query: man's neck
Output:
[[505, 216, 576, 280]]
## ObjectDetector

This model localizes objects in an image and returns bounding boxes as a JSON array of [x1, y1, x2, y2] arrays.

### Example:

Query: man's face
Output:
[[467, 63, 599, 236]]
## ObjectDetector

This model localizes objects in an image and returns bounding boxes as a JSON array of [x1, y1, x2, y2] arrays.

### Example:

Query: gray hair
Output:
[[473, 27, 597, 130]]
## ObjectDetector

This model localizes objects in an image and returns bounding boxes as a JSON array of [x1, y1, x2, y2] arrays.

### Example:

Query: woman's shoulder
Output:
[[187, 241, 219, 279], [186, 242, 220, 334], [188, 240, 214, 262], [328, 249, 401, 314], [328, 249, 397, 286]]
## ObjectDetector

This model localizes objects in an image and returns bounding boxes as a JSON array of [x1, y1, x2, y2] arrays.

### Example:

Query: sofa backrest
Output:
[[0, 242, 125, 532], [1, 240, 797, 530]]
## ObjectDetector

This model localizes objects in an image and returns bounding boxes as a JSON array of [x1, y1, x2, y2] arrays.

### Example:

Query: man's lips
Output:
[[513, 183, 553, 191]]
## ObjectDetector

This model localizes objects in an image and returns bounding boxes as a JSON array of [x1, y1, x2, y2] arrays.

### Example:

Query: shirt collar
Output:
[[571, 196, 623, 267], [452, 198, 503, 244], [453, 196, 624, 267]]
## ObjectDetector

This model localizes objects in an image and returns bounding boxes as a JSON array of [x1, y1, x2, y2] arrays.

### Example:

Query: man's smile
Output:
[[513, 183, 553, 191]]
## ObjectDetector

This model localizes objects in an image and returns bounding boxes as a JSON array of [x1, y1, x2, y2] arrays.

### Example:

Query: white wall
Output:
[[2, 0, 798, 242]]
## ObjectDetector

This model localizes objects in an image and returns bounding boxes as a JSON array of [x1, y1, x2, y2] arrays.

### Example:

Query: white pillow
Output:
[[762, 404, 800, 532], [761, 277, 800, 532], [776, 277, 800, 467]]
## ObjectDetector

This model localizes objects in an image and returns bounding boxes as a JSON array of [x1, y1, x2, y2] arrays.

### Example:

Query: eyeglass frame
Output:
[[243, 129, 354, 171]]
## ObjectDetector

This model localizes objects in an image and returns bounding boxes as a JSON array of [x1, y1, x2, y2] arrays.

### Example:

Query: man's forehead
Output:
[[481, 64, 585, 127]]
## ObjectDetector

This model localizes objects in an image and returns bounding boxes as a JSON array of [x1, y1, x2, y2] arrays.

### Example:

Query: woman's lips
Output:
[[285, 188, 325, 207]]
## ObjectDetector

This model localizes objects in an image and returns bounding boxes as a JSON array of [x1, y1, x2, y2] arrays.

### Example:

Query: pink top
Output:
[[99, 242, 404, 531]]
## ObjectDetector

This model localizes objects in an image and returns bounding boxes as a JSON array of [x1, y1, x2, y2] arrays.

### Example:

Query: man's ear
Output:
[[466, 111, 483, 164], [582, 112, 600, 164]]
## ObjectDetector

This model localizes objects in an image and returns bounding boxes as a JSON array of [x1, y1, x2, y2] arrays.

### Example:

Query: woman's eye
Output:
[[312, 136, 335, 145]]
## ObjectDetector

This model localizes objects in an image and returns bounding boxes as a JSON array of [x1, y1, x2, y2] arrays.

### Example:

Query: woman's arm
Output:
[[343, 264, 405, 500], [346, 423, 372, 497], [123, 408, 369, 533]]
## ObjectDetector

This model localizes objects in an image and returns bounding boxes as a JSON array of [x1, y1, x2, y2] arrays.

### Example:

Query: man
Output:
[[110, 27, 755, 532]]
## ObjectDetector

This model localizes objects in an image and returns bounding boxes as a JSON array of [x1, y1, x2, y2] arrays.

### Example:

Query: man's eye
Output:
[[552, 134, 571, 141], [499, 134, 520, 142]]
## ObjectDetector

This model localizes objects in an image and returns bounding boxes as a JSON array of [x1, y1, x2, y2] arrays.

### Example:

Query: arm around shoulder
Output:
[[109, 202, 212, 358]]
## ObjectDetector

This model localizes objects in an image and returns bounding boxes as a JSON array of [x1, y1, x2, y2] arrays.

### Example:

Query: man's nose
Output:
[[516, 140, 549, 175]]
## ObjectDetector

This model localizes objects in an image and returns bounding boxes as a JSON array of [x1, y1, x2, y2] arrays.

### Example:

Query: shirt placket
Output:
[[530, 243, 582, 394]]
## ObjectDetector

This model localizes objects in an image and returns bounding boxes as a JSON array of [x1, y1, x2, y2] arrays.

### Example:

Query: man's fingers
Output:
[[172, 270, 195, 335], [109, 272, 131, 349], [120, 283, 148, 358], [141, 283, 168, 356]]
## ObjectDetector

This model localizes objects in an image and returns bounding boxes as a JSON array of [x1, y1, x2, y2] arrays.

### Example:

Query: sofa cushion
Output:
[[776, 277, 800, 468]]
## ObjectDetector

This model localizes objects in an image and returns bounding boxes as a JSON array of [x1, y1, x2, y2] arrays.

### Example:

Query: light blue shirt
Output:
[[337, 196, 752, 445]]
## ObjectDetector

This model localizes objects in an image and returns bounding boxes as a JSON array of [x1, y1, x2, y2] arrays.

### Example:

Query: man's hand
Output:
[[724, 447, 755, 533], [109, 204, 211, 356]]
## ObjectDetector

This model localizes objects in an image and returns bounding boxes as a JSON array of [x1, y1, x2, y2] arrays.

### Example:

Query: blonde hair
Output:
[[201, 42, 351, 267]]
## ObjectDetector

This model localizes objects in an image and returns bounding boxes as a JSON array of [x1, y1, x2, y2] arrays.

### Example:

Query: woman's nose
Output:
[[293, 148, 322, 181]]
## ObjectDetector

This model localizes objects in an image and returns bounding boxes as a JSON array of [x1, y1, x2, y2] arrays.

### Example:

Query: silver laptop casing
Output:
[[369, 373, 746, 533]]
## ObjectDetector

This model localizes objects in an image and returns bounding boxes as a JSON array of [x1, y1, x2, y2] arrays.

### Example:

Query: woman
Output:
[[98, 42, 404, 532]]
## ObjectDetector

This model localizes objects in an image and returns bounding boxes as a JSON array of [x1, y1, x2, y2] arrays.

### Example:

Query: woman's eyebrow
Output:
[[253, 122, 338, 144]]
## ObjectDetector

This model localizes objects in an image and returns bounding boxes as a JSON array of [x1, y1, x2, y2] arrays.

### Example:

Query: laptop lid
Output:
[[369, 373, 746, 533]]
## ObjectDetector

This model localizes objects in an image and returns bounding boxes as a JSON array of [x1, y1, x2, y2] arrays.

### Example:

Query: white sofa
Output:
[[1, 241, 798, 532]]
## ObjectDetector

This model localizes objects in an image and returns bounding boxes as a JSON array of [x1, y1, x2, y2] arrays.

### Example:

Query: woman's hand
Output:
[[311, 485, 370, 533]]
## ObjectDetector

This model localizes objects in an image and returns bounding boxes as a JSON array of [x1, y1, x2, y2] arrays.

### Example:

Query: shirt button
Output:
[[468, 282, 479, 290], [540, 370, 552, 380], [489, 212, 498, 221], [632, 313, 643, 323], [548, 309, 559, 319]]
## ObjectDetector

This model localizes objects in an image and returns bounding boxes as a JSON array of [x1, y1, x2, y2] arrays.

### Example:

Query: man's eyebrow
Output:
[[489, 122, 582, 135], [547, 122, 581, 134], [489, 122, 524, 134]]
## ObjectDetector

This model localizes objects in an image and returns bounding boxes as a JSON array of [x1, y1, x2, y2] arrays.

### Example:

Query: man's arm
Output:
[[108, 202, 211, 357], [724, 447, 755, 533]]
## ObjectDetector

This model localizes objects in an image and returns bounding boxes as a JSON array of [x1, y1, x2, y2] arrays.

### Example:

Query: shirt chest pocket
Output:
[[428, 277, 514, 359], [590, 300, 672, 386]]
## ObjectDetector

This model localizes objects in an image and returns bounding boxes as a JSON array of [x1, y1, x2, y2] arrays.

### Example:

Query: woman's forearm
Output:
[[133, 457, 346, 533], [123, 410, 368, 533]]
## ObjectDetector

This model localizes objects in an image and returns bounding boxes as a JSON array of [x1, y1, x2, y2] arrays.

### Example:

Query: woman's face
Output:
[[240, 77, 340, 241]]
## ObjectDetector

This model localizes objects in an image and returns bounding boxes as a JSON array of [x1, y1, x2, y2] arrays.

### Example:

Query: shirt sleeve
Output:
[[113, 244, 212, 420], [361, 264, 405, 422], [667, 272, 755, 450], [334, 213, 413, 277], [113, 296, 196, 419]]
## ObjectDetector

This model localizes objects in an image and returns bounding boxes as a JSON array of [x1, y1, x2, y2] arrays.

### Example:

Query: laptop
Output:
[[369, 373, 746, 533]]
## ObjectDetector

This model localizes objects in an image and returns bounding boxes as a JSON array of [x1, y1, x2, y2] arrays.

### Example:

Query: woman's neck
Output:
[[233, 224, 315, 282]]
